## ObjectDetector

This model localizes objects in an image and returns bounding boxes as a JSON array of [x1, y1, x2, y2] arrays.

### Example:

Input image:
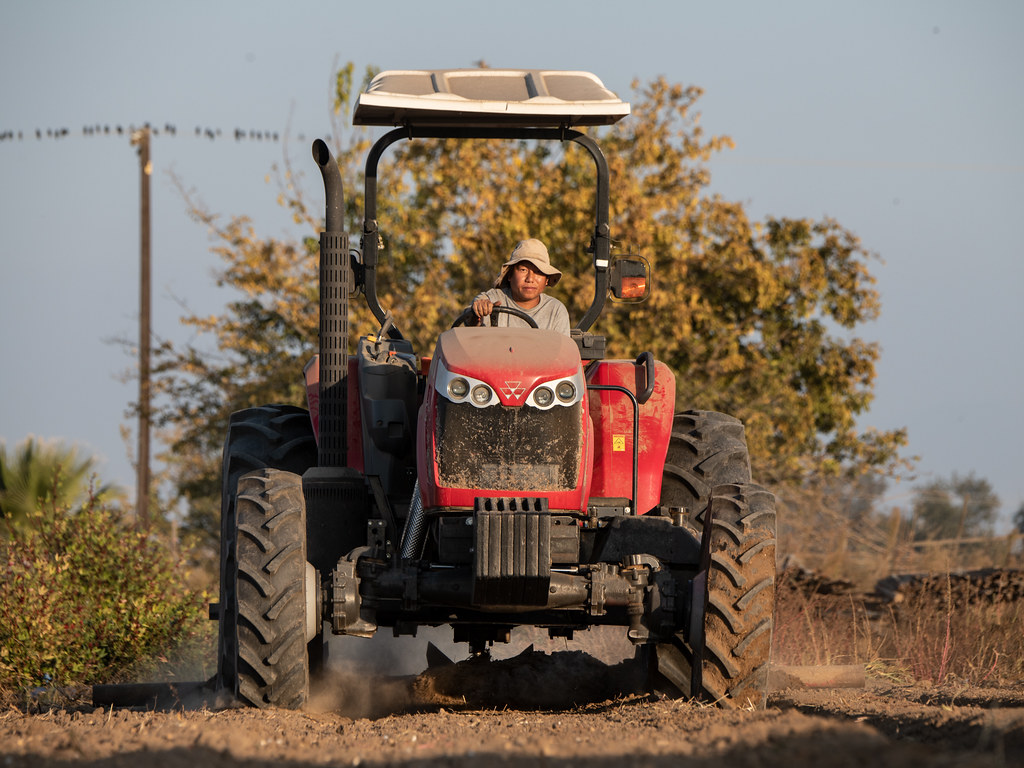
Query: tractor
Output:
[[213, 69, 777, 710]]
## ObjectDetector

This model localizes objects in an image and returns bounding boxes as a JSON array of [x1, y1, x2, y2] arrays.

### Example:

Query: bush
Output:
[[0, 494, 209, 692]]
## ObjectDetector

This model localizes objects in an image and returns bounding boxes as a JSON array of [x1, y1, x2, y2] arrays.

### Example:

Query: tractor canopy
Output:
[[353, 69, 630, 128]]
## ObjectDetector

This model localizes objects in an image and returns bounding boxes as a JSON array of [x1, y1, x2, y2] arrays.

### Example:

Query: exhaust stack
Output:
[[312, 139, 349, 468]]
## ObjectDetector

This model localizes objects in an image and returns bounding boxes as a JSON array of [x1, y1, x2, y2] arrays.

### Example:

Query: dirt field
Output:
[[3, 647, 1022, 768]]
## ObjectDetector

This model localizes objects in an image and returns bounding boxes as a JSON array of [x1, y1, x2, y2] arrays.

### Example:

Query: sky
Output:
[[1, 0, 1022, 530]]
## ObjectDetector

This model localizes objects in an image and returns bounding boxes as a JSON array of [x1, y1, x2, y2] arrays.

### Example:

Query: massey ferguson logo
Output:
[[500, 381, 526, 400]]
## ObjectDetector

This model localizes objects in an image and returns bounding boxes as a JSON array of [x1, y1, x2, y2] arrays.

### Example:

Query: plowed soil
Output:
[[3, 644, 1022, 768]]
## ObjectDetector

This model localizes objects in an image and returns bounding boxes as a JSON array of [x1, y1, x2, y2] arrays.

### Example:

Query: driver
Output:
[[471, 238, 571, 334]]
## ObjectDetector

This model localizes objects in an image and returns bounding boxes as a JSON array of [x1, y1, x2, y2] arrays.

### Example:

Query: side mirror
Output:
[[609, 256, 651, 302]]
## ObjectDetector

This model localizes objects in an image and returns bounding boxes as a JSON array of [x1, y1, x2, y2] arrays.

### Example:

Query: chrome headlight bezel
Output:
[[435, 360, 499, 408], [434, 359, 585, 410], [524, 371, 585, 410]]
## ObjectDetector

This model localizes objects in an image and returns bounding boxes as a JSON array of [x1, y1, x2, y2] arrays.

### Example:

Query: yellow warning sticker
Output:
[[612, 435, 626, 452]]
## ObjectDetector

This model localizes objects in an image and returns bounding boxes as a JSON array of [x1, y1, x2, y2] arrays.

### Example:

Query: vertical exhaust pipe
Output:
[[312, 139, 349, 468]]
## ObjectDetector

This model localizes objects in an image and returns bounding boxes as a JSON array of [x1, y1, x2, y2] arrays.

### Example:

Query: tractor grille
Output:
[[473, 500, 552, 606], [435, 400, 582, 491]]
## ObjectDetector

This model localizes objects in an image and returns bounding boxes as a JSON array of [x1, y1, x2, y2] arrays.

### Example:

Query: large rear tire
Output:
[[653, 483, 776, 709], [216, 405, 317, 697], [661, 410, 751, 526], [235, 469, 312, 709]]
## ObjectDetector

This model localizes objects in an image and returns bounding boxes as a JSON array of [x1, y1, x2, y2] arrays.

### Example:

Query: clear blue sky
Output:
[[2, 0, 1022, 527]]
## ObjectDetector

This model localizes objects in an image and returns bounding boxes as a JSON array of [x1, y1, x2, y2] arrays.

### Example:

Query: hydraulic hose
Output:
[[399, 480, 425, 560]]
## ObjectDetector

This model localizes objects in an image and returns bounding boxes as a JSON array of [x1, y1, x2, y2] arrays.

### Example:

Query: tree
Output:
[[909, 472, 1000, 541], [154, 65, 907, 547], [1011, 502, 1024, 535], [0, 437, 118, 533]]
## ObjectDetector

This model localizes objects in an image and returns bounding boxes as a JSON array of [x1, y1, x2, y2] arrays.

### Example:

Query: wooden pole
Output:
[[885, 507, 902, 574], [131, 127, 152, 528]]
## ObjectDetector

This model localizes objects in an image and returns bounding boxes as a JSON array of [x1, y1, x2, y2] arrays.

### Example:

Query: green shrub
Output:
[[0, 494, 209, 692]]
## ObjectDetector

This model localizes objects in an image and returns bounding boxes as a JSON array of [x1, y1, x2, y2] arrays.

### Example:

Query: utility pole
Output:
[[953, 493, 970, 566], [131, 127, 152, 528]]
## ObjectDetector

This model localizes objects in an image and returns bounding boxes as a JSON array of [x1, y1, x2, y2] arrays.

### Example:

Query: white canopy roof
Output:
[[353, 69, 630, 128]]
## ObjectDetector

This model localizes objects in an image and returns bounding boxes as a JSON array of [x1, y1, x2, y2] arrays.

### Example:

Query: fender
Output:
[[586, 358, 675, 514]]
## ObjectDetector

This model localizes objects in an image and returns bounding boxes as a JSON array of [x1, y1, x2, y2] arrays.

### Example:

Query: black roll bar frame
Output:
[[358, 126, 614, 338]]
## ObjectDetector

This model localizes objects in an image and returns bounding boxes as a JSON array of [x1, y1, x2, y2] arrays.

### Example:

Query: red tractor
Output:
[[214, 70, 776, 710]]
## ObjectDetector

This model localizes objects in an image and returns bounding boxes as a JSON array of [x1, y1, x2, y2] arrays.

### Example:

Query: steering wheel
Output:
[[451, 305, 539, 329]]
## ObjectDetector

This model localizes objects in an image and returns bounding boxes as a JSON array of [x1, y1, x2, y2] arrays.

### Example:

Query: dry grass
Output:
[[772, 565, 1024, 686], [772, 576, 877, 668], [876, 578, 1024, 685], [768, 479, 1024, 685]]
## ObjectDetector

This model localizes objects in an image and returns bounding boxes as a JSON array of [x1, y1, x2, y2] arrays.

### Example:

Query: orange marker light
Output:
[[620, 276, 647, 299]]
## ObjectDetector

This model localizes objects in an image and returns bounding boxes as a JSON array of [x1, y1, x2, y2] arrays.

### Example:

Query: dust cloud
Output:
[[307, 626, 645, 718]]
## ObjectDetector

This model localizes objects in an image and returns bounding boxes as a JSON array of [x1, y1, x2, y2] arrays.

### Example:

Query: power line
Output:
[[1, 119, 306, 521], [0, 122, 295, 143]]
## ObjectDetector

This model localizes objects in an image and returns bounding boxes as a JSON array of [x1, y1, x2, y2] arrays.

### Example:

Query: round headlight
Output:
[[533, 386, 554, 407], [448, 377, 469, 399], [471, 384, 492, 405], [555, 380, 576, 402]]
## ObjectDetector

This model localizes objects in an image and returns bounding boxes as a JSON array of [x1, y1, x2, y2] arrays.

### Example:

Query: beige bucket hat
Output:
[[494, 238, 562, 287]]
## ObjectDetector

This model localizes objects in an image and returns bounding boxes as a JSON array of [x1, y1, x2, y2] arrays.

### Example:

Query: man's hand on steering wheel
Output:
[[472, 296, 501, 323], [452, 302, 539, 329]]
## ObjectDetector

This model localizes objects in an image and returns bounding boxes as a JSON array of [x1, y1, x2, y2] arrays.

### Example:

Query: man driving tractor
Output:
[[471, 238, 571, 333]]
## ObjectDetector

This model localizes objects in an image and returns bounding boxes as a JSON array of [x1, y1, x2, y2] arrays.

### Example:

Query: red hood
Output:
[[436, 327, 581, 406]]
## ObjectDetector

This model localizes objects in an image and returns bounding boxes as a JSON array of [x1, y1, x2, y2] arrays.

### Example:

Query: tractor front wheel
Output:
[[216, 405, 317, 697], [653, 483, 777, 709], [235, 469, 313, 709]]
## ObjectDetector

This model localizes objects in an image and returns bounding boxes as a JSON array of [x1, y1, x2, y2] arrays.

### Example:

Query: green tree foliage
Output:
[[1014, 503, 1024, 535], [0, 437, 118, 534], [909, 472, 1000, 541], [0, 492, 209, 691], [155, 65, 907, 546]]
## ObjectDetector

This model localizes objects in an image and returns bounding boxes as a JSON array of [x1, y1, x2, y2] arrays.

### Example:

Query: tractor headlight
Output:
[[435, 360, 498, 407], [448, 377, 469, 400], [533, 386, 554, 407], [525, 372, 584, 409], [471, 384, 493, 406]]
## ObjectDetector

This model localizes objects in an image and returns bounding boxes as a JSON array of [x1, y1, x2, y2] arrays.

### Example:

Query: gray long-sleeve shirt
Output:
[[473, 287, 571, 334]]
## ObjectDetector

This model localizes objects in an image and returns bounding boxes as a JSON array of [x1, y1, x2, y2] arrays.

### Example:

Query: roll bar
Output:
[[360, 126, 614, 336]]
